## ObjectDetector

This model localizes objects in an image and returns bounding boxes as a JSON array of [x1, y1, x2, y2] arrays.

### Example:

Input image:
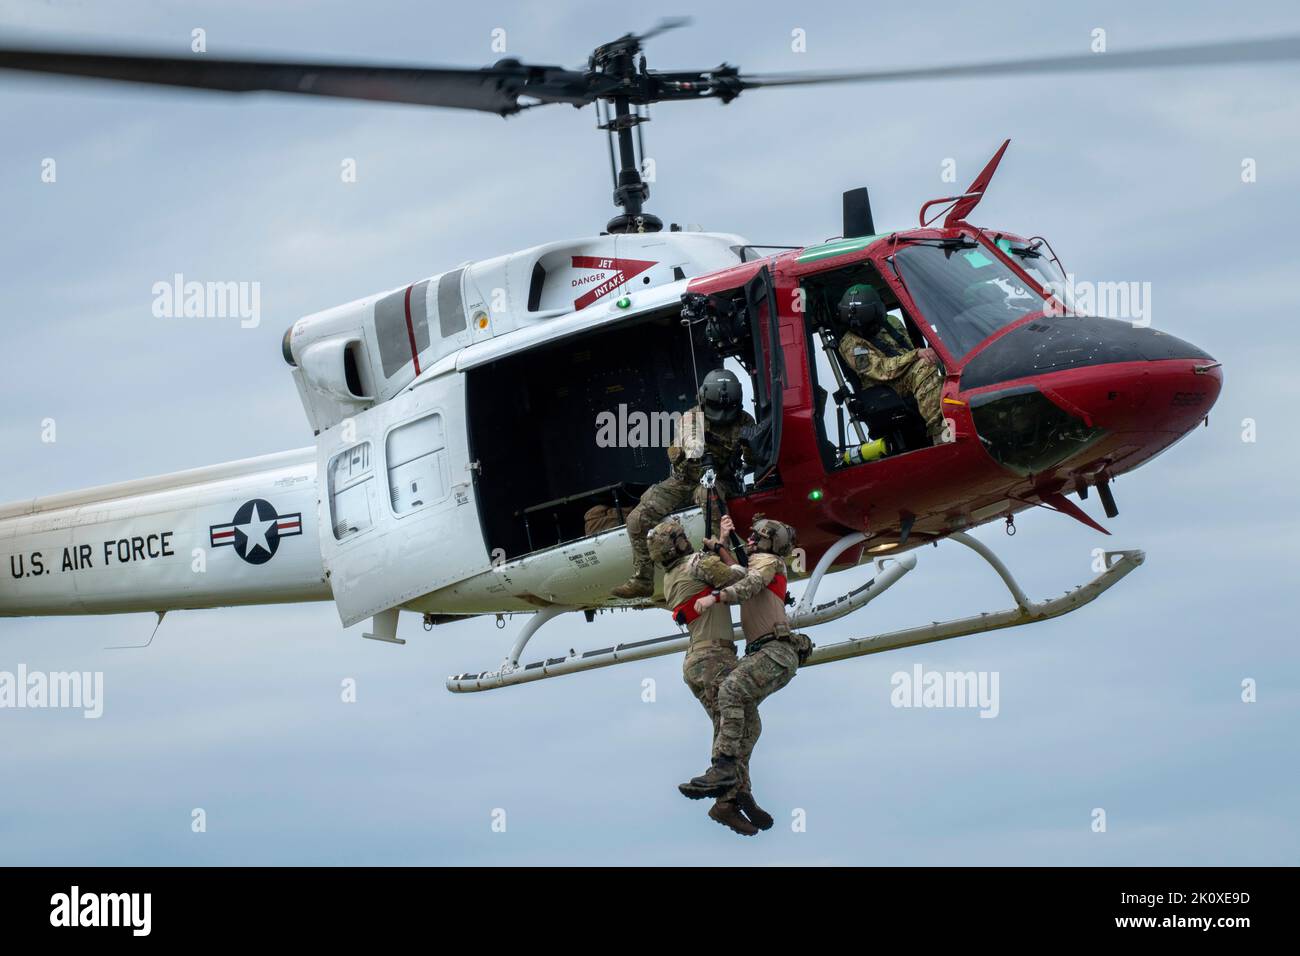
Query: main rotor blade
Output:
[[638, 17, 693, 44], [735, 35, 1300, 91], [3, 33, 1296, 115], [0, 47, 598, 114]]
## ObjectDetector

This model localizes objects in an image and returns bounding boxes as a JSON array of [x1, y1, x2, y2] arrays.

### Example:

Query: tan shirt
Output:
[[664, 552, 745, 649], [721, 551, 790, 643]]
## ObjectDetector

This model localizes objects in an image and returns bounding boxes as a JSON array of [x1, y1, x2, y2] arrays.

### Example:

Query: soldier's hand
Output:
[[720, 515, 736, 538], [694, 594, 719, 615], [917, 348, 938, 365]]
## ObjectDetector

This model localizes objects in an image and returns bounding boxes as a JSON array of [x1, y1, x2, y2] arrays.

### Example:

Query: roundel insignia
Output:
[[209, 498, 303, 565]]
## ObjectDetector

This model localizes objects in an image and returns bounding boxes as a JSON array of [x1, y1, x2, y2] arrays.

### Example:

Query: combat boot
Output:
[[611, 577, 653, 599], [735, 791, 774, 831], [709, 799, 758, 836], [678, 756, 739, 799], [611, 571, 653, 599]]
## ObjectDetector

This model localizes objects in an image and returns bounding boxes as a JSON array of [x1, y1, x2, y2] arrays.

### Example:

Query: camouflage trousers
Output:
[[624, 473, 736, 581], [682, 643, 750, 800], [887, 358, 945, 441], [716, 638, 800, 767]]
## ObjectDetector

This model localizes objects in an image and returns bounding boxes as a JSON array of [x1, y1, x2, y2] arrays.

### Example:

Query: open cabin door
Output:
[[316, 374, 488, 628], [744, 265, 784, 483]]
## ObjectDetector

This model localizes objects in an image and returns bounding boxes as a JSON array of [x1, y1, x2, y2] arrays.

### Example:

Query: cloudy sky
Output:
[[1, 0, 1297, 865]]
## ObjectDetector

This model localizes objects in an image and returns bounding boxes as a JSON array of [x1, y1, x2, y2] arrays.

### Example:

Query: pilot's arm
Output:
[[841, 331, 919, 384]]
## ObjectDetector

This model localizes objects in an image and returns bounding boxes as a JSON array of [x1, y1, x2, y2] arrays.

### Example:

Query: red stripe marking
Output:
[[569, 256, 656, 311], [212, 530, 235, 539], [403, 284, 422, 376], [277, 522, 301, 531]]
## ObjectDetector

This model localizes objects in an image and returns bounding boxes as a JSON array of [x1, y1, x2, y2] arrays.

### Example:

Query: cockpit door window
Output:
[[743, 265, 783, 482]]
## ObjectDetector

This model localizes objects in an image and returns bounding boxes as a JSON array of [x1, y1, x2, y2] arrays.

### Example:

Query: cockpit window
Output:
[[892, 241, 1047, 359], [994, 237, 1077, 314]]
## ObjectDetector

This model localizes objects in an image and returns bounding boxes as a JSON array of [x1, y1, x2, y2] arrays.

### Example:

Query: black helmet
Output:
[[698, 368, 743, 425], [837, 283, 887, 336]]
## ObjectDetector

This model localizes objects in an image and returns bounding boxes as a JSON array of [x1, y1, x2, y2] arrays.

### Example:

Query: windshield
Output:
[[892, 241, 1048, 359], [993, 237, 1078, 315]]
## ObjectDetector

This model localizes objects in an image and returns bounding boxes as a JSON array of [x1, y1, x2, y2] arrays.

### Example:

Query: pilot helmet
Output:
[[837, 283, 887, 337], [697, 368, 743, 425]]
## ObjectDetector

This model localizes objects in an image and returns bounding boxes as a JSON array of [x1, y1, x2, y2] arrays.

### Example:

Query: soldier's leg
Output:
[[736, 702, 760, 793], [733, 703, 775, 831], [715, 642, 800, 762], [716, 644, 797, 828], [909, 360, 947, 441], [683, 651, 738, 763], [679, 650, 752, 814], [612, 477, 694, 597], [687, 651, 758, 835]]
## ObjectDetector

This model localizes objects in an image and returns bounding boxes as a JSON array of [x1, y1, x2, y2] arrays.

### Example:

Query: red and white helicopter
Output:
[[3, 23, 1283, 691]]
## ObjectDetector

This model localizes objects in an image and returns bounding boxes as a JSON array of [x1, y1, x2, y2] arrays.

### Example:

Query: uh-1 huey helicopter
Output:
[[2, 20, 1282, 691]]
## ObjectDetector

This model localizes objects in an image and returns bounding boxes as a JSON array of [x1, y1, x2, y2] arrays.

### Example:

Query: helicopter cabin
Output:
[[284, 231, 786, 567], [464, 260, 785, 561]]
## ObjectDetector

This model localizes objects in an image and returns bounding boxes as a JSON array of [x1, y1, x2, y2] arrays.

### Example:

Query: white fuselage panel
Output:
[[0, 451, 328, 616]]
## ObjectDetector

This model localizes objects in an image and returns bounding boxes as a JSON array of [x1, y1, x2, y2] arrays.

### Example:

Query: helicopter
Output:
[[2, 21, 1277, 692]]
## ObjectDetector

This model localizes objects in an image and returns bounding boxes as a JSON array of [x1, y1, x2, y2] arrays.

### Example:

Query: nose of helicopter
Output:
[[961, 316, 1221, 476]]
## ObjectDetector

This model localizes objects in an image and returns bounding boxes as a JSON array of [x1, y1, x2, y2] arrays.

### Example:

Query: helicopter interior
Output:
[[801, 261, 939, 470], [467, 297, 775, 561]]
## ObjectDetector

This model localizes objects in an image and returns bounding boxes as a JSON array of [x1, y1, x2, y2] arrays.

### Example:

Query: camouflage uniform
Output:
[[620, 405, 754, 592], [664, 551, 749, 800], [839, 319, 946, 441], [714, 551, 804, 777]]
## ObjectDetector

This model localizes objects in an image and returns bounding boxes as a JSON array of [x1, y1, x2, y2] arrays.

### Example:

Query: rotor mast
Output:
[[591, 36, 662, 234]]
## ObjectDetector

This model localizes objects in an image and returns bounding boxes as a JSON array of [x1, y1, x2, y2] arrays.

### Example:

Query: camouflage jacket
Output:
[[838, 323, 919, 385], [721, 551, 791, 643], [667, 404, 755, 487]]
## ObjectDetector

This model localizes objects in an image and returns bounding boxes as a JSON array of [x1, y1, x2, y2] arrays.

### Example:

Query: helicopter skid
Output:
[[445, 534, 1144, 693]]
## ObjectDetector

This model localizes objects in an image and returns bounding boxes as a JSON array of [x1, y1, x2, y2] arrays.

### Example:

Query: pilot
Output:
[[679, 516, 811, 823], [648, 518, 763, 836], [611, 368, 754, 599], [836, 283, 946, 443]]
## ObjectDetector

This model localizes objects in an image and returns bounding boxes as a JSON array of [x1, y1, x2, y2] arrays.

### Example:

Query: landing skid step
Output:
[[445, 533, 1144, 693]]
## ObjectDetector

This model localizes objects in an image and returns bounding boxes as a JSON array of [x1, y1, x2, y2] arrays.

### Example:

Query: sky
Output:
[[0, 0, 1297, 865]]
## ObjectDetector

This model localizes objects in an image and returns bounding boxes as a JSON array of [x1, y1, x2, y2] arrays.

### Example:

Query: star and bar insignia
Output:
[[209, 498, 302, 565]]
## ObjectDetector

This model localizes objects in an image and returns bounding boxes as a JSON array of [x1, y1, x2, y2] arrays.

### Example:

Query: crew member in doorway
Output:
[[611, 368, 753, 599]]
